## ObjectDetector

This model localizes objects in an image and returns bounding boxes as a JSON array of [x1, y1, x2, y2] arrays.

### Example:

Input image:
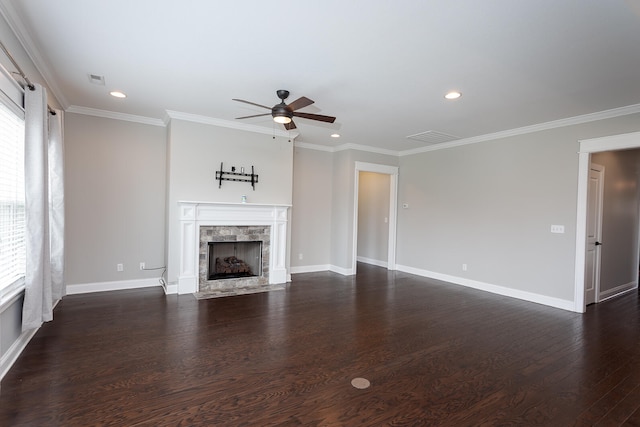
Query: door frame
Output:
[[574, 130, 640, 312], [352, 162, 399, 273]]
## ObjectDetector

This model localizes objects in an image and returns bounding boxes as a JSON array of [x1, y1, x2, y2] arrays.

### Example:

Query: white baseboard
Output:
[[290, 264, 331, 274], [0, 327, 38, 381], [164, 281, 178, 295], [329, 265, 355, 276], [356, 256, 388, 268], [396, 264, 576, 312], [599, 281, 637, 302], [289, 264, 356, 276], [66, 278, 162, 295]]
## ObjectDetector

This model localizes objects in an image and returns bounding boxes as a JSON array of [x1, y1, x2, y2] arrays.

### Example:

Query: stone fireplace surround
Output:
[[178, 201, 289, 295], [199, 226, 269, 292]]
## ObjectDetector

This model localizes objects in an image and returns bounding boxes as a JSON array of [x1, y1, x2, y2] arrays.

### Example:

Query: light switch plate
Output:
[[550, 225, 565, 234]]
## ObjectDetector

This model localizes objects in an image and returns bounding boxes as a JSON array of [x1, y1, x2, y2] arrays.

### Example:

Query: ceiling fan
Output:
[[233, 90, 336, 130]]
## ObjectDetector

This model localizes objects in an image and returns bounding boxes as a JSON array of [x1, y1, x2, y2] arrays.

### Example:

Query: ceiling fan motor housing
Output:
[[276, 90, 290, 101]]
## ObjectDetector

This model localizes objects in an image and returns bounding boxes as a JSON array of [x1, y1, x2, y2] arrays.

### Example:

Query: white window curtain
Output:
[[22, 83, 65, 331]]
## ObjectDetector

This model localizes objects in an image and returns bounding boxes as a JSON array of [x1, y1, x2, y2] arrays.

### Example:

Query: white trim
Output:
[[293, 141, 401, 156], [164, 281, 178, 294], [165, 110, 298, 139], [0, 327, 38, 381], [66, 278, 161, 295], [335, 143, 400, 156], [599, 281, 638, 302], [66, 105, 165, 127], [356, 256, 388, 268], [580, 130, 640, 153], [290, 264, 332, 274], [294, 141, 337, 152], [575, 130, 640, 313], [353, 162, 399, 273], [329, 264, 355, 276], [400, 104, 640, 156], [0, 278, 24, 312], [396, 264, 575, 312]]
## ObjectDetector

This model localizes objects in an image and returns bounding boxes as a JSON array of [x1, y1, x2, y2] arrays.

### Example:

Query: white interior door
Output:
[[585, 163, 604, 305]]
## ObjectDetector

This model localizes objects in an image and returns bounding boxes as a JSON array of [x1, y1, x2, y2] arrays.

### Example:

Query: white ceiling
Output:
[[2, 0, 640, 152]]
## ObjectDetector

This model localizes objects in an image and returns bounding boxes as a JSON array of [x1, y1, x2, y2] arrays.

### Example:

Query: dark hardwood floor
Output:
[[1, 264, 640, 426]]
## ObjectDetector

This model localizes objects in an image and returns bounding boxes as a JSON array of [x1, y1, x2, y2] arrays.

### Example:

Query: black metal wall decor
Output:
[[215, 162, 258, 190]]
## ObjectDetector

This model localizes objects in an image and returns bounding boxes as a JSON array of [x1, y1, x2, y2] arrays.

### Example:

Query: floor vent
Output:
[[406, 130, 460, 145]]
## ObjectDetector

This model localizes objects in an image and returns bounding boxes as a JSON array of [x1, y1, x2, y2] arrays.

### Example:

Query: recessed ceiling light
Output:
[[110, 90, 127, 98], [331, 133, 340, 138], [445, 91, 462, 100]]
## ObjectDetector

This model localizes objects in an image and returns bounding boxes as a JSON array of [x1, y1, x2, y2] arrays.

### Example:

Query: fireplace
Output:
[[176, 201, 289, 295], [208, 241, 262, 280], [198, 225, 270, 292]]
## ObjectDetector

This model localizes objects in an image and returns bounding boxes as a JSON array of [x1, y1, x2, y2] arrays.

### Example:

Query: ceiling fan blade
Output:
[[232, 98, 271, 109], [287, 96, 314, 111], [293, 111, 336, 123], [235, 113, 271, 119], [284, 120, 297, 130]]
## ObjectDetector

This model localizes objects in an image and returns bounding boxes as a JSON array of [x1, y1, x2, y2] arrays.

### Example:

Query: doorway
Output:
[[575, 131, 640, 312], [352, 162, 399, 273], [357, 171, 390, 267]]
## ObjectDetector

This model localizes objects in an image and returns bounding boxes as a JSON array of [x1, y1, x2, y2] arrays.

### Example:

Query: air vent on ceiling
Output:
[[88, 74, 105, 85], [406, 130, 460, 145]]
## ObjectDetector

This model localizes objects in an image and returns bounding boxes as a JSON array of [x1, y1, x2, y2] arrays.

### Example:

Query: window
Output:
[[0, 98, 25, 293]]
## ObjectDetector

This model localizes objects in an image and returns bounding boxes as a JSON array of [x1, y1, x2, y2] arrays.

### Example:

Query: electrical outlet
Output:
[[462, 264, 468, 271], [298, 253, 303, 260], [117, 263, 123, 272], [140, 262, 145, 270]]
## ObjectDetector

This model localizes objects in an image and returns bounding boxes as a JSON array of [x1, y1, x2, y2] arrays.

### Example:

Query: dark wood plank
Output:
[[1, 264, 639, 426]]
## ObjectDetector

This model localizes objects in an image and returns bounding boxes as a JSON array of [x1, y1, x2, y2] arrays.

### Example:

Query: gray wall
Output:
[[357, 172, 390, 264], [591, 149, 640, 295], [165, 119, 294, 285], [290, 147, 333, 269], [65, 113, 167, 286], [397, 114, 640, 302]]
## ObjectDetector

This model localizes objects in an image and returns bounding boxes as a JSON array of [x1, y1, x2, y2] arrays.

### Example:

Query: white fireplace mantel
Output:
[[177, 201, 290, 294]]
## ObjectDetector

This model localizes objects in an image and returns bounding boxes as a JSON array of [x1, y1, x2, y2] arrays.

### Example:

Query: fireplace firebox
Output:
[[208, 241, 262, 280]]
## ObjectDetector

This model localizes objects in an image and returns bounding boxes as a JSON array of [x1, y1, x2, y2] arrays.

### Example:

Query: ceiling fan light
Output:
[[273, 115, 292, 124]]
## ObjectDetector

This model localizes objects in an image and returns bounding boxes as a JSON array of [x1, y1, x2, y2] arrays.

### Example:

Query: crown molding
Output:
[[399, 103, 640, 156], [165, 110, 298, 139], [293, 141, 336, 152], [66, 105, 165, 127], [334, 143, 400, 156], [0, 1, 69, 109], [294, 141, 400, 156]]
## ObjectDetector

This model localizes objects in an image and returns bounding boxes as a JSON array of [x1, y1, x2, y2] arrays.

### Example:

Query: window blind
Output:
[[0, 100, 25, 290]]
